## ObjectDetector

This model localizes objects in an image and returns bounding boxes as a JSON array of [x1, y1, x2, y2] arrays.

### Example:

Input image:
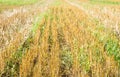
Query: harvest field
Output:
[[0, 0, 120, 77]]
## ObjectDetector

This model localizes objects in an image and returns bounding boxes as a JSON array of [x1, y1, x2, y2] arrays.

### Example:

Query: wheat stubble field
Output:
[[0, 0, 120, 77]]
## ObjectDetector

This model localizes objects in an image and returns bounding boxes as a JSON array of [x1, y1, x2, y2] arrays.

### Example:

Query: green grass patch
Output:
[[0, 0, 39, 5], [51, 0, 62, 6], [90, 0, 120, 5], [32, 10, 51, 34], [91, 18, 120, 65]]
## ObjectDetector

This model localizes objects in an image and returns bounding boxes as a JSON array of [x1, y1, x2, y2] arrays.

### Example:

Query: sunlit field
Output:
[[0, 0, 120, 77]]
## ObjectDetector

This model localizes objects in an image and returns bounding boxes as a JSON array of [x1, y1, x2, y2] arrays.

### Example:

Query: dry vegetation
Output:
[[0, 0, 120, 77], [69, 0, 120, 38]]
